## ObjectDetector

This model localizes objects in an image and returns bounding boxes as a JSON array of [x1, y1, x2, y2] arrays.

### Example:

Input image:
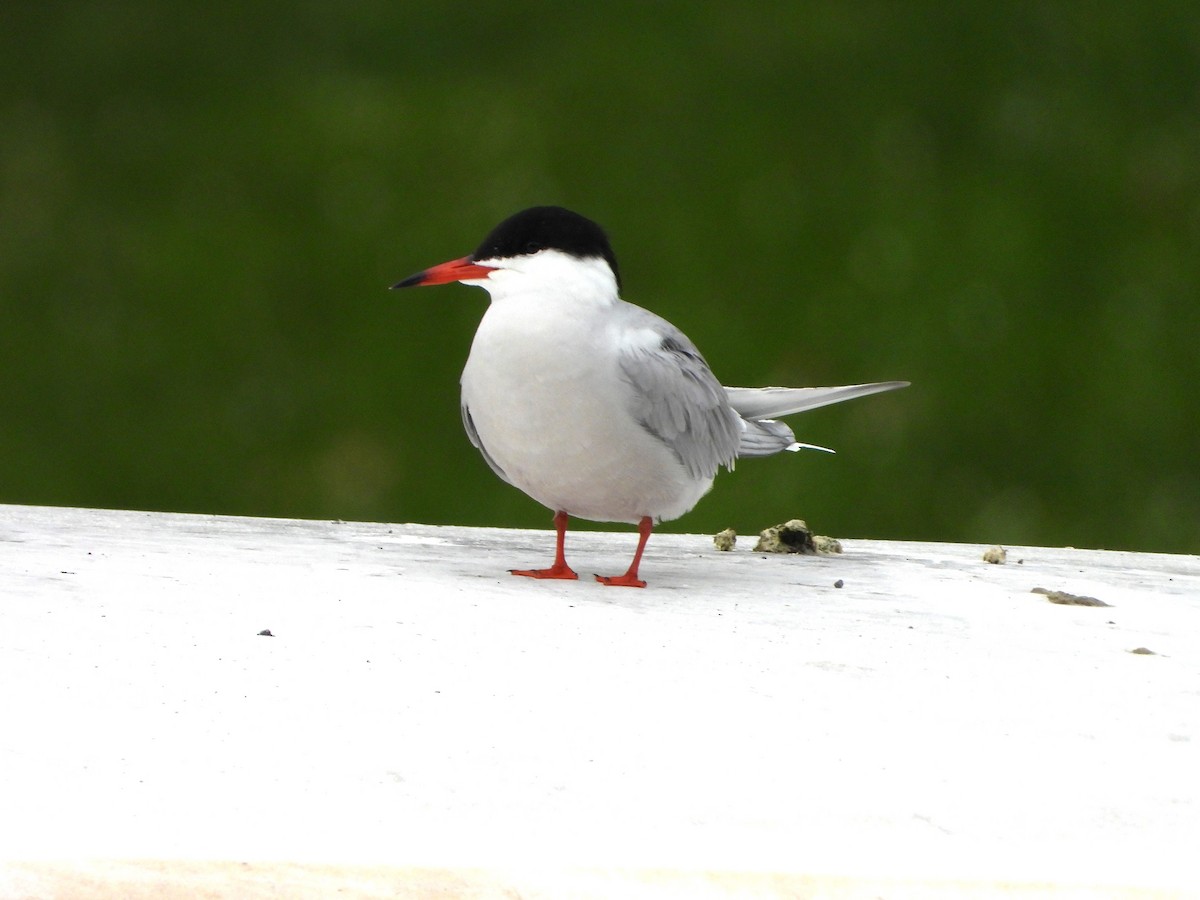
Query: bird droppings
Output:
[[258, 629, 274, 637], [1032, 587, 1111, 607], [813, 535, 844, 554], [1129, 646, 1157, 655], [753, 520, 845, 555], [982, 546, 1007, 564], [713, 528, 737, 551], [754, 519, 816, 554], [834, 579, 845, 589]]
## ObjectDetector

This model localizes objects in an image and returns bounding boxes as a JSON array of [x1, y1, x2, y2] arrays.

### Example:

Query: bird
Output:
[[392, 206, 907, 587]]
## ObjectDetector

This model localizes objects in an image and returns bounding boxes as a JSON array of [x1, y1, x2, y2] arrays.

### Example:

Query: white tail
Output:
[[724, 381, 909, 420]]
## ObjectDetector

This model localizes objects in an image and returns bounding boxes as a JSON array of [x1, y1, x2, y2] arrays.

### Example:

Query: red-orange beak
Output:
[[391, 256, 495, 289]]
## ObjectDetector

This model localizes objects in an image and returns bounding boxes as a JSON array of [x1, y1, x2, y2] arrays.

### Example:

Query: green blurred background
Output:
[[2, 2, 1197, 552]]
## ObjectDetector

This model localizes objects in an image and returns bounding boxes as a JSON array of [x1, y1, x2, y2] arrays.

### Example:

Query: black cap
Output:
[[471, 206, 621, 288]]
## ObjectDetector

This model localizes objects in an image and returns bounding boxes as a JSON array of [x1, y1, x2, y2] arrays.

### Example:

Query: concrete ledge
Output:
[[3, 861, 1184, 900], [1, 504, 1198, 897]]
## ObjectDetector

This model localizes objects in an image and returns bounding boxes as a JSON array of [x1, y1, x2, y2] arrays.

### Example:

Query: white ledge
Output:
[[1, 503, 1198, 898]]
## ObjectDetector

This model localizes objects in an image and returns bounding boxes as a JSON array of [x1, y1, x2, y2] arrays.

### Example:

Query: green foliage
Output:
[[2, 2, 1197, 551]]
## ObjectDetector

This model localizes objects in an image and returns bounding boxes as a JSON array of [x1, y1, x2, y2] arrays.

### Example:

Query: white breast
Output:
[[459, 281, 713, 524]]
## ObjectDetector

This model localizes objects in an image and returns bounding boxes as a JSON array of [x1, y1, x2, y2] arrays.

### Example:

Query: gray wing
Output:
[[724, 382, 910, 419], [460, 402, 513, 485], [615, 307, 741, 480]]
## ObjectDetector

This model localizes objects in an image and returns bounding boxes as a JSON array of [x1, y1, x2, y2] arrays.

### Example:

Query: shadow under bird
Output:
[[393, 206, 907, 587]]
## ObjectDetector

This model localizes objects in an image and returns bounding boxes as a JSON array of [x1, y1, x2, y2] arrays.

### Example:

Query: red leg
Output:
[[511, 510, 579, 580], [595, 516, 653, 588]]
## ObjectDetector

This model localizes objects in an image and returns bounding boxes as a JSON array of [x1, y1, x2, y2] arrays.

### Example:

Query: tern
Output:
[[393, 206, 907, 587]]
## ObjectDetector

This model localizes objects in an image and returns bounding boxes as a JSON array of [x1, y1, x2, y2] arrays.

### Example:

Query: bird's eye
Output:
[[524, 241, 543, 254]]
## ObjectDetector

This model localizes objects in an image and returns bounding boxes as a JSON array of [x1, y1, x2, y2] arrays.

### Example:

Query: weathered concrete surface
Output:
[[1, 504, 1198, 897]]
